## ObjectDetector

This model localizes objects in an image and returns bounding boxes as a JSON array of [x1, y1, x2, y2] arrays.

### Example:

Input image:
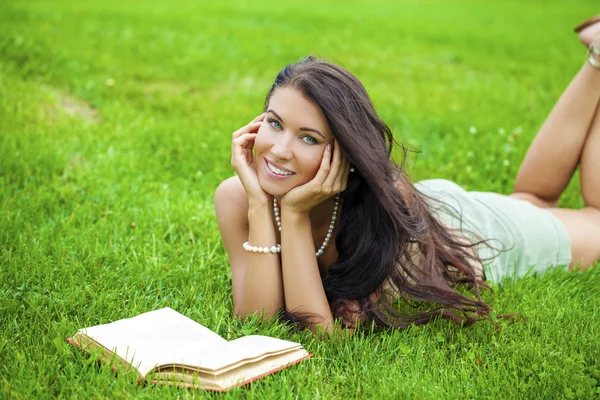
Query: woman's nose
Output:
[[271, 134, 293, 160]]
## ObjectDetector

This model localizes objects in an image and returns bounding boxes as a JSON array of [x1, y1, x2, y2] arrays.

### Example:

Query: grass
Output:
[[1, 0, 599, 398]]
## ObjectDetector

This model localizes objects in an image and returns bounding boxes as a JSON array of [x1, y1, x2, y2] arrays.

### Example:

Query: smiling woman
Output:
[[255, 88, 334, 197], [214, 17, 600, 334]]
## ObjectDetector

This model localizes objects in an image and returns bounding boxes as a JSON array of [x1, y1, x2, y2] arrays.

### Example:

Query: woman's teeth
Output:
[[267, 162, 293, 176]]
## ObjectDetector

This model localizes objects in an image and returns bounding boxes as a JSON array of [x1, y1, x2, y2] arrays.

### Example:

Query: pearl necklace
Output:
[[273, 194, 340, 257]]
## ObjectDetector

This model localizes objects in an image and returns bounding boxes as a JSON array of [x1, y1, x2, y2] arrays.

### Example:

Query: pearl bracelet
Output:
[[243, 241, 281, 254]]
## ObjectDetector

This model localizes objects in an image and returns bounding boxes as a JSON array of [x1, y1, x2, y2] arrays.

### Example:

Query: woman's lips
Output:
[[264, 159, 295, 180]]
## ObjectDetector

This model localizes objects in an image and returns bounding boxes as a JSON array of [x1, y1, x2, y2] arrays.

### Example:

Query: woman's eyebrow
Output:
[[266, 109, 283, 120], [266, 109, 325, 138], [299, 126, 325, 138]]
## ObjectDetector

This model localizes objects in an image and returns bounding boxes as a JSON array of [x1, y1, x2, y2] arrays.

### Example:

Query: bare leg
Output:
[[547, 97, 600, 270], [510, 32, 600, 270], [512, 62, 600, 207], [580, 93, 600, 209]]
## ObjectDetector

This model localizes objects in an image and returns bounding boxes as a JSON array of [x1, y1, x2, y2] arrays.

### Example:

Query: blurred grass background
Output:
[[1, 0, 599, 398]]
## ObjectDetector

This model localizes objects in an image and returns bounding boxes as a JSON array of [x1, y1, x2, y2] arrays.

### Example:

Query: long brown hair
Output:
[[265, 56, 493, 329]]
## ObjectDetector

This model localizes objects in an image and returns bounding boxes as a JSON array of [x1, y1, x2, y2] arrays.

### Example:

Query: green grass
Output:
[[1, 0, 600, 398]]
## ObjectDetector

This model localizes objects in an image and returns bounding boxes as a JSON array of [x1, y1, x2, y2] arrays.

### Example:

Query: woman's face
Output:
[[255, 87, 334, 196]]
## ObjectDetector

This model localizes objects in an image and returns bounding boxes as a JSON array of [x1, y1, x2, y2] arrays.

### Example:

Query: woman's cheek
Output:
[[303, 150, 326, 182]]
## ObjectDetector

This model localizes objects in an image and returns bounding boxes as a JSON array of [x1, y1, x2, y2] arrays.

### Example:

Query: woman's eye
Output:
[[301, 135, 318, 145], [269, 119, 282, 130]]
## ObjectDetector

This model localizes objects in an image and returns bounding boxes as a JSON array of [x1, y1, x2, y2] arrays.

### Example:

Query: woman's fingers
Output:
[[232, 121, 261, 139], [231, 133, 257, 167], [334, 142, 349, 187], [307, 140, 350, 197], [232, 113, 265, 139], [229, 114, 270, 203], [232, 133, 257, 152], [323, 140, 347, 193], [339, 161, 350, 192], [231, 132, 262, 191], [280, 140, 351, 211], [321, 141, 339, 192], [311, 143, 333, 186], [331, 159, 349, 194], [231, 114, 264, 171]]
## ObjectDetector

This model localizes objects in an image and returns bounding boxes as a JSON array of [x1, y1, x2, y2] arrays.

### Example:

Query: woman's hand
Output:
[[280, 139, 350, 215], [231, 113, 269, 204]]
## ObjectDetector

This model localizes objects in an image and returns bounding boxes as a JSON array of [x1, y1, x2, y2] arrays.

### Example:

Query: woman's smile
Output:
[[264, 158, 296, 180]]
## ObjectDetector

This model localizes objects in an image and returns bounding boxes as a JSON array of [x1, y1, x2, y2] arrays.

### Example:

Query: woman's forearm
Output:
[[280, 210, 335, 334], [237, 200, 284, 318]]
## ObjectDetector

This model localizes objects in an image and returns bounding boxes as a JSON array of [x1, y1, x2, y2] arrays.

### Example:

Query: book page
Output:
[[152, 349, 311, 391], [186, 335, 303, 372], [79, 308, 227, 376]]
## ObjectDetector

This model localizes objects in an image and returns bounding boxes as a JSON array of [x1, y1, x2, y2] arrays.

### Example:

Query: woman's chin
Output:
[[258, 177, 292, 197], [260, 184, 288, 197]]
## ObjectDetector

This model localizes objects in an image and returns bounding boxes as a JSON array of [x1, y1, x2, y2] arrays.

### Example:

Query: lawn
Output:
[[1, 0, 599, 398]]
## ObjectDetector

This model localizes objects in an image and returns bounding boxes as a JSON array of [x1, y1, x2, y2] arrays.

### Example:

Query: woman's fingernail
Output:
[[327, 144, 331, 151]]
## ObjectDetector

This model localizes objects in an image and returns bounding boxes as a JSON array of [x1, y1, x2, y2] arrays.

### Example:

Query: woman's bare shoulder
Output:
[[214, 176, 249, 223]]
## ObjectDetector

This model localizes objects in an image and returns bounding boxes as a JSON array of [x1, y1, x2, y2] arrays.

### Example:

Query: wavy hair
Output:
[[264, 56, 494, 329]]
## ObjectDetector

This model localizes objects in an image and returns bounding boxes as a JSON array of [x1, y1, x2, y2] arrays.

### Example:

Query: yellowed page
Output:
[[78, 308, 227, 376]]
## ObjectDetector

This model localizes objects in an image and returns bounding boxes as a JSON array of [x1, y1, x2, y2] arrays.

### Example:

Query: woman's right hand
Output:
[[231, 113, 269, 204]]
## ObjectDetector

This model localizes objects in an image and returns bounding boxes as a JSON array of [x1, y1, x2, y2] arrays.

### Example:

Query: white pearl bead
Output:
[[243, 242, 280, 254], [272, 194, 340, 257]]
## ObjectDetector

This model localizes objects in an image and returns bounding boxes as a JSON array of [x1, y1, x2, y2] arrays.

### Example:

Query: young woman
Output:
[[215, 17, 600, 334]]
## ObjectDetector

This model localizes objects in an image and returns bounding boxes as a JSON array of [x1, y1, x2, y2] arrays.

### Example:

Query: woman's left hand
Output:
[[280, 139, 350, 216]]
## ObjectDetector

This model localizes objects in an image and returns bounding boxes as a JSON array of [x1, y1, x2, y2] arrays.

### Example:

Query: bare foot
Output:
[[575, 16, 600, 46], [590, 35, 600, 70]]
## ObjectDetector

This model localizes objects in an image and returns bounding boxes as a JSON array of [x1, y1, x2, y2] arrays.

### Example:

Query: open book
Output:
[[68, 308, 311, 391]]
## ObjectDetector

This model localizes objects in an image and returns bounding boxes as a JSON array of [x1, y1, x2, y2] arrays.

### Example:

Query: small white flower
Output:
[[503, 160, 510, 167], [469, 126, 477, 134], [106, 78, 115, 87], [513, 126, 523, 135], [498, 128, 505, 135]]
